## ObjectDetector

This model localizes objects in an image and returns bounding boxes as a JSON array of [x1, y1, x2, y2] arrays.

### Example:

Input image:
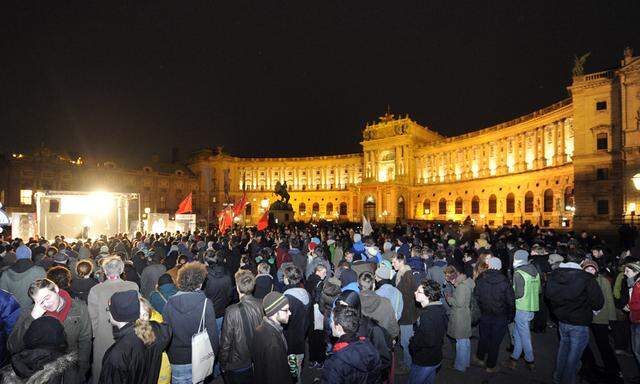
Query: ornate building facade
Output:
[[2, 48, 639, 232]]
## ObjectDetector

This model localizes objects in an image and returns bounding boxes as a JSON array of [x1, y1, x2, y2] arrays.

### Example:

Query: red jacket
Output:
[[275, 247, 291, 270], [628, 280, 640, 323]]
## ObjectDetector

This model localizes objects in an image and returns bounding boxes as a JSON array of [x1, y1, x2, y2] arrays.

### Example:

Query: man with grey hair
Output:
[[87, 255, 139, 384]]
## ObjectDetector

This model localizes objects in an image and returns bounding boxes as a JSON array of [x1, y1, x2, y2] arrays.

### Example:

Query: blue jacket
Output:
[[149, 283, 178, 314], [0, 289, 20, 366], [352, 242, 366, 261], [320, 334, 381, 384]]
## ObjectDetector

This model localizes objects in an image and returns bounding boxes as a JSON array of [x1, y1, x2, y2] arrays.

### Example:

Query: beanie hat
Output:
[[157, 273, 174, 287], [448, 238, 456, 246], [548, 253, 564, 265], [53, 252, 69, 264], [308, 242, 317, 252], [581, 259, 599, 273], [626, 262, 640, 274], [109, 290, 140, 323], [475, 239, 488, 249], [353, 233, 362, 243], [513, 250, 529, 264], [263, 291, 289, 317], [99, 245, 109, 255], [366, 246, 378, 257], [383, 241, 393, 252], [375, 263, 395, 280], [16, 245, 32, 260], [311, 237, 321, 245], [24, 316, 67, 351], [488, 257, 502, 270], [339, 268, 358, 288]]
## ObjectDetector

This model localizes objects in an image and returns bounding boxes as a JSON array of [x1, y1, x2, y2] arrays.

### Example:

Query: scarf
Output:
[[46, 289, 72, 323]]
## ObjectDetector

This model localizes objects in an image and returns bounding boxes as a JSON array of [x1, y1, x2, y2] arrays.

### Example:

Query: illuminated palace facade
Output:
[[2, 48, 639, 232], [191, 48, 640, 232]]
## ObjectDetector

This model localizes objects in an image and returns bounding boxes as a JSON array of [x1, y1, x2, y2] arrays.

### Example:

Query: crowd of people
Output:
[[0, 220, 639, 384]]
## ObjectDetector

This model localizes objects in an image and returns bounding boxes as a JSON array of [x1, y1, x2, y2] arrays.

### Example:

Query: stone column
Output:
[[497, 139, 507, 175], [555, 120, 566, 165]]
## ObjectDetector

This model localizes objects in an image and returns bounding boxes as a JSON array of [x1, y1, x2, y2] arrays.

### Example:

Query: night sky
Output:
[[2, 1, 639, 161]]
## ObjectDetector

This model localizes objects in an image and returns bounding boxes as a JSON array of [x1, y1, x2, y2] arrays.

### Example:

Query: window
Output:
[[471, 196, 480, 214], [422, 199, 431, 214], [506, 193, 515, 213], [438, 198, 447, 215], [245, 204, 252, 216], [596, 168, 609, 180], [525, 191, 534, 213], [339, 202, 348, 215], [544, 189, 553, 212], [596, 101, 607, 111], [564, 187, 574, 210], [299, 203, 306, 213], [488, 195, 497, 214], [159, 195, 166, 209], [312, 203, 320, 214], [597, 199, 609, 215], [20, 189, 32, 205], [597, 133, 608, 150], [455, 198, 463, 214], [326, 202, 333, 215]]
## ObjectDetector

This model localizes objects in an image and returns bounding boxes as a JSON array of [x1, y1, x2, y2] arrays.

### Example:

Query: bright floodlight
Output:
[[633, 173, 640, 191]]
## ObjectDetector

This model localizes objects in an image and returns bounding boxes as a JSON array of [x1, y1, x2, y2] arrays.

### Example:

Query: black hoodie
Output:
[[546, 264, 604, 326], [474, 269, 516, 320]]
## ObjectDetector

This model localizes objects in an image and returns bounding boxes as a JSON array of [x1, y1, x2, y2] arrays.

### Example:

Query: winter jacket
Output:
[[251, 317, 293, 384], [306, 257, 332, 280], [288, 248, 307, 279], [254, 274, 275, 300], [474, 269, 515, 320], [70, 277, 99, 303], [163, 291, 219, 364], [140, 264, 167, 299], [219, 295, 263, 371], [409, 303, 448, 367], [321, 333, 381, 384], [283, 286, 310, 355], [627, 278, 640, 324], [87, 278, 139, 384], [0, 260, 45, 310], [395, 265, 418, 325], [358, 316, 392, 377], [149, 283, 178, 314], [142, 321, 172, 384], [99, 323, 147, 384], [546, 262, 605, 326], [592, 274, 616, 325], [426, 260, 448, 288], [376, 283, 404, 321], [9, 295, 92, 376], [0, 350, 81, 384], [360, 290, 399, 338], [352, 242, 366, 261], [203, 264, 233, 318], [446, 276, 475, 339], [0, 290, 20, 367]]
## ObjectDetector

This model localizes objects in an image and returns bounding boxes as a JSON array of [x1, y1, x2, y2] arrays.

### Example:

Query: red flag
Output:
[[176, 192, 193, 214], [233, 192, 247, 217], [219, 208, 234, 234], [257, 210, 269, 231]]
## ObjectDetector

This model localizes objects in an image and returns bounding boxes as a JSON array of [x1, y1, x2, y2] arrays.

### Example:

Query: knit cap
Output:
[[263, 291, 289, 317], [99, 245, 110, 255], [548, 254, 564, 265], [375, 263, 395, 280], [581, 259, 599, 273], [475, 238, 488, 249], [23, 316, 67, 351], [353, 233, 362, 243], [626, 261, 640, 274], [109, 290, 140, 323], [488, 257, 502, 270], [16, 245, 32, 260], [513, 249, 529, 264]]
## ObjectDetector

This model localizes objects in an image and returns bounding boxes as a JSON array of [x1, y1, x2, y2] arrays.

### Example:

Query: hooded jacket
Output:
[[545, 263, 604, 326], [203, 263, 233, 318], [99, 323, 147, 384], [283, 286, 310, 355], [0, 260, 46, 310], [1, 350, 80, 384], [320, 333, 381, 384], [409, 303, 448, 367], [288, 248, 307, 279], [219, 295, 263, 371], [376, 283, 404, 321], [359, 290, 399, 338], [140, 263, 167, 299], [162, 291, 219, 364], [149, 283, 178, 314], [0, 290, 20, 367], [252, 317, 293, 384], [474, 269, 515, 320], [513, 263, 539, 300]]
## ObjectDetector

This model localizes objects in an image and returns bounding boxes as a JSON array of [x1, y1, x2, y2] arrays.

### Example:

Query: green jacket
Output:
[[593, 274, 616, 325]]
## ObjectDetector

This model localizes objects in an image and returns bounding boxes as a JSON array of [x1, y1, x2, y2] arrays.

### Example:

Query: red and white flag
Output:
[[176, 192, 192, 214]]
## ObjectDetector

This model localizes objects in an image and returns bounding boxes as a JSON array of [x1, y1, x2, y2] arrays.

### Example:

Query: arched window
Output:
[[298, 203, 306, 213], [339, 202, 348, 215], [312, 203, 320, 214], [471, 196, 480, 214], [564, 187, 574, 210], [438, 198, 447, 215], [245, 204, 252, 216], [455, 197, 463, 214], [422, 199, 431, 214], [525, 191, 534, 213], [326, 202, 333, 215], [544, 189, 553, 212], [506, 193, 515, 213], [488, 194, 497, 214]]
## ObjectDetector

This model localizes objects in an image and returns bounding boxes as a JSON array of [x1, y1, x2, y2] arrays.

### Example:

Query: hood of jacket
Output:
[[480, 269, 507, 285], [515, 263, 539, 278], [159, 283, 178, 298], [207, 263, 227, 278], [360, 290, 384, 313], [284, 287, 309, 306], [9, 259, 36, 274], [7, 349, 77, 382], [353, 242, 365, 253], [332, 337, 380, 374], [548, 268, 593, 301], [170, 291, 208, 315]]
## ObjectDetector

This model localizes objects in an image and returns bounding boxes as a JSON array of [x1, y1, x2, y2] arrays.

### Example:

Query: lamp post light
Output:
[[631, 173, 640, 225]]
